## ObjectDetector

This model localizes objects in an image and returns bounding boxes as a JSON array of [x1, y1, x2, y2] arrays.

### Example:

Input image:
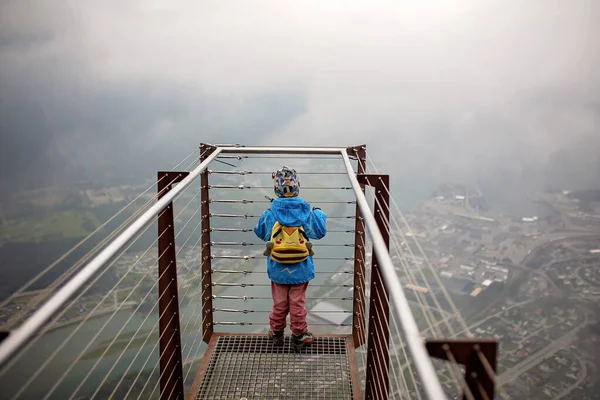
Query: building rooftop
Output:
[[310, 301, 353, 326]]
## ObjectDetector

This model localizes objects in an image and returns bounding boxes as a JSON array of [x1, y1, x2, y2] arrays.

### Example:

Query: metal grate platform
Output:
[[190, 334, 357, 399]]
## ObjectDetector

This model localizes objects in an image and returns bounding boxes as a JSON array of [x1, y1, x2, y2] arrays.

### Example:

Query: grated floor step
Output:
[[191, 334, 356, 399]]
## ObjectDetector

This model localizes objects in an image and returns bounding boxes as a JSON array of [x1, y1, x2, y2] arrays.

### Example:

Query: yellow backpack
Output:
[[263, 221, 314, 264]]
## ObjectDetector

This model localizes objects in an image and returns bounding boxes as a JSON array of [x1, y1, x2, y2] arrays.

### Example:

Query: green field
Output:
[[0, 210, 101, 243], [502, 342, 519, 352]]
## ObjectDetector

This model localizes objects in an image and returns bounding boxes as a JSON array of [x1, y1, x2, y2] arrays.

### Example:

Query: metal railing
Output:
[[0, 143, 498, 400]]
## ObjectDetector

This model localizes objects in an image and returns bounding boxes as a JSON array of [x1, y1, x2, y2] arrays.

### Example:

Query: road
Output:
[[454, 299, 535, 336], [552, 358, 587, 400], [468, 233, 600, 323], [518, 233, 600, 268], [510, 264, 561, 292], [497, 318, 588, 387]]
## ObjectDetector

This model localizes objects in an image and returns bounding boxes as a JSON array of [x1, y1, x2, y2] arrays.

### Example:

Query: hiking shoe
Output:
[[291, 331, 314, 352], [269, 330, 284, 347]]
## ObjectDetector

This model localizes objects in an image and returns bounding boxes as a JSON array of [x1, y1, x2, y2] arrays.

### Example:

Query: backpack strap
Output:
[[271, 221, 283, 239], [299, 228, 310, 241]]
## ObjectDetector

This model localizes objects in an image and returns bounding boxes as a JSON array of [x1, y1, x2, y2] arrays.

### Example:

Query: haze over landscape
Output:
[[1, 0, 599, 196], [0, 1, 599, 399]]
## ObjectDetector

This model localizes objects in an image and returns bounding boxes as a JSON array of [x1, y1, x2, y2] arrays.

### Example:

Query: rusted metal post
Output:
[[359, 174, 390, 400], [200, 143, 217, 343], [157, 171, 189, 400], [426, 339, 498, 400], [348, 145, 367, 348]]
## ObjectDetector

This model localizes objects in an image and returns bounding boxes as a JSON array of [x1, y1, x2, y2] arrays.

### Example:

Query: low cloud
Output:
[[1, 0, 598, 200]]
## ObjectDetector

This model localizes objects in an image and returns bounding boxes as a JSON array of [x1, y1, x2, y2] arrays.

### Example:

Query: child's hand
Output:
[[263, 241, 274, 256], [306, 242, 314, 256]]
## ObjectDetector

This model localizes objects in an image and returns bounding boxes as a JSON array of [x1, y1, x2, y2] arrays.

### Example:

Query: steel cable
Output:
[[0, 150, 202, 322], [365, 184, 470, 396], [8, 221, 171, 399], [94, 218, 206, 398], [68, 199, 204, 398]]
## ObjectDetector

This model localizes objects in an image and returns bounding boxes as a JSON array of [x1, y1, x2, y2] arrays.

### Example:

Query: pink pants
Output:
[[269, 281, 309, 336]]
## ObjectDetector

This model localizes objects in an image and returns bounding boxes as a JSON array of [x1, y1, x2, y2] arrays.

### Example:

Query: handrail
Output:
[[219, 146, 346, 154], [341, 150, 448, 400], [0, 149, 223, 368]]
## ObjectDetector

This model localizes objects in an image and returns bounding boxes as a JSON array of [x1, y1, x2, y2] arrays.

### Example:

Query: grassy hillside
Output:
[[0, 210, 101, 243]]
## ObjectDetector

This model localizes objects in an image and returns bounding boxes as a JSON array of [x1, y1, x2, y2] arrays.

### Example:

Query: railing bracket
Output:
[[426, 338, 498, 400]]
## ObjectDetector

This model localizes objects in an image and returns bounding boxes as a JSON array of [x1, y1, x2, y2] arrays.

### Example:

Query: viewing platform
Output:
[[0, 144, 498, 400]]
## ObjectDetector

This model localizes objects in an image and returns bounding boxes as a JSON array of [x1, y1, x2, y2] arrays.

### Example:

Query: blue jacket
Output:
[[254, 197, 327, 284]]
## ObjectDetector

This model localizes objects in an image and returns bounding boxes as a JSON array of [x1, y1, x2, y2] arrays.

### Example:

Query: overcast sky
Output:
[[1, 0, 599, 201]]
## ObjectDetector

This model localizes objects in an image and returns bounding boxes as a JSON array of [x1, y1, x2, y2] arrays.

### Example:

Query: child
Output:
[[254, 166, 327, 351]]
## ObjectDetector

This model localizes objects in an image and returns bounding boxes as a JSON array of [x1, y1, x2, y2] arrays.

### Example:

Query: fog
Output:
[[1, 0, 599, 203]]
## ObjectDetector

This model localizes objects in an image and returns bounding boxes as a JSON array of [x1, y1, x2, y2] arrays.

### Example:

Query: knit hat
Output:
[[272, 166, 300, 198]]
